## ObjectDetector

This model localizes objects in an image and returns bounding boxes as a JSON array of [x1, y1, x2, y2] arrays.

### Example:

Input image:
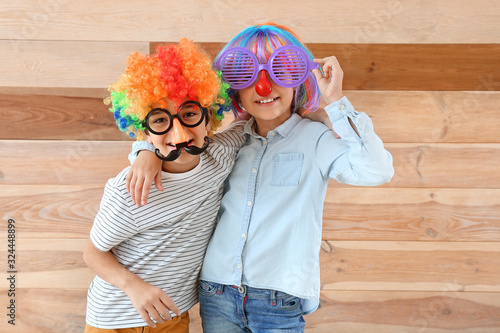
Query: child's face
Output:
[[238, 71, 294, 131], [146, 98, 210, 173]]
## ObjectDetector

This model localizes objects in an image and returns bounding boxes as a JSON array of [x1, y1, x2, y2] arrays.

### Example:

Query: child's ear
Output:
[[205, 111, 213, 132]]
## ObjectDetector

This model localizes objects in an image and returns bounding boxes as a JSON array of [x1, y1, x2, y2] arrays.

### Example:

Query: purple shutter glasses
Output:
[[216, 45, 319, 90]]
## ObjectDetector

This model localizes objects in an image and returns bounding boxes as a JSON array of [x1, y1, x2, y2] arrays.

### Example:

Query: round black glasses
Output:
[[144, 100, 208, 135]]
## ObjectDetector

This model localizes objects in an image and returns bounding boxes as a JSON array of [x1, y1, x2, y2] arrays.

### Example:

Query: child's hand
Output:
[[124, 278, 181, 328], [298, 107, 340, 139], [312, 56, 344, 105], [126, 150, 163, 207]]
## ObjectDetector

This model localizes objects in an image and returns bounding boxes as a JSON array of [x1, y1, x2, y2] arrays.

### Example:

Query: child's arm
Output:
[[127, 121, 248, 207], [83, 239, 180, 327], [312, 55, 394, 185], [127, 141, 162, 207]]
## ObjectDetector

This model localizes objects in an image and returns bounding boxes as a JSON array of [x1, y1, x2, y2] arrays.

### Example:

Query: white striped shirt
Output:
[[86, 122, 246, 329]]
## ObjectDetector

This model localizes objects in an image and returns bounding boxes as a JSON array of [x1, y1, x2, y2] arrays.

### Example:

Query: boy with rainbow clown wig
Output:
[[128, 23, 394, 331], [83, 38, 247, 332]]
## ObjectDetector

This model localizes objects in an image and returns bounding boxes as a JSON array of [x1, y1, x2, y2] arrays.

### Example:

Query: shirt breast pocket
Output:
[[271, 153, 304, 187]]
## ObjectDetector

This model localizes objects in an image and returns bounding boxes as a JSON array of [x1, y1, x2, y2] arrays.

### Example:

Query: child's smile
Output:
[[239, 75, 294, 136]]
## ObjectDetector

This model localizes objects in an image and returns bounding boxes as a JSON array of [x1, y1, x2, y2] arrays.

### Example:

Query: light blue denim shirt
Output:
[[130, 97, 394, 315], [200, 97, 394, 315]]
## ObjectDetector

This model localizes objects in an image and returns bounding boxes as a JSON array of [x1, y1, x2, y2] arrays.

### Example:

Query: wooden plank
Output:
[[152, 43, 500, 91], [340, 91, 500, 144], [328, 143, 500, 188], [0, 238, 94, 290], [0, 290, 498, 332], [0, 92, 129, 141], [2, 185, 499, 242], [0, 289, 88, 333], [1, 239, 499, 292], [0, 140, 130, 186], [377, 143, 500, 189], [3, 140, 500, 188], [4, 90, 500, 142], [320, 241, 500, 292], [0, 87, 107, 98], [0, 185, 100, 239], [2, 0, 499, 43], [311, 44, 500, 91], [0, 41, 149, 88], [306, 291, 500, 332], [322, 188, 500, 242], [0, 87, 231, 141]]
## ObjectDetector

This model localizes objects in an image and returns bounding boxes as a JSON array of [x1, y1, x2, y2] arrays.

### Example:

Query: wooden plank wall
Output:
[[1, 0, 500, 332]]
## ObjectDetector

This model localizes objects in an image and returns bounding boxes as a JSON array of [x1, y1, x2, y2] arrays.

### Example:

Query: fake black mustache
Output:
[[155, 136, 210, 162]]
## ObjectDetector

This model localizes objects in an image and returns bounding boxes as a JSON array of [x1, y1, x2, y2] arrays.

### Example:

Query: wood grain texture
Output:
[[1, 239, 499, 331], [0, 290, 498, 333], [0, 41, 149, 88], [306, 291, 500, 332], [1, 0, 498, 332], [0, 289, 88, 333], [2, 185, 499, 242], [3, 140, 500, 188], [2, 0, 499, 43], [310, 44, 500, 91], [3, 89, 499, 142], [0, 87, 111, 98], [320, 241, 500, 292], [152, 42, 500, 91], [1, 43, 498, 91], [378, 143, 500, 189], [341, 91, 500, 143], [0, 238, 93, 290], [0, 185, 100, 238], [322, 188, 500, 242], [0, 92, 129, 141], [0, 140, 130, 186], [1, 238, 498, 292]]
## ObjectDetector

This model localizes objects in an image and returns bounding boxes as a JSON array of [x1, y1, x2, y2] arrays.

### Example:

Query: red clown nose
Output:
[[255, 71, 272, 96]]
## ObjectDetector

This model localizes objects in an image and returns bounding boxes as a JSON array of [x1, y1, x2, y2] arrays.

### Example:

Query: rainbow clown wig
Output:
[[214, 23, 321, 114], [107, 38, 232, 141]]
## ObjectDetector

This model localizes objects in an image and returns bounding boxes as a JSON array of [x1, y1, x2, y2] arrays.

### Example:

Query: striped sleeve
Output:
[[210, 121, 247, 148], [90, 172, 138, 252]]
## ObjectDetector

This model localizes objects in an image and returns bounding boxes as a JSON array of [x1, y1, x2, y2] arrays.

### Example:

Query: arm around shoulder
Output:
[[210, 120, 248, 148]]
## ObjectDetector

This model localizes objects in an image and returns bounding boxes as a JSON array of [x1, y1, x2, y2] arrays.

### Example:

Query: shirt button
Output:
[[237, 264, 242, 270], [247, 201, 252, 206], [340, 104, 346, 110], [242, 233, 246, 239], [270, 132, 276, 137], [263, 140, 267, 145], [252, 168, 257, 174]]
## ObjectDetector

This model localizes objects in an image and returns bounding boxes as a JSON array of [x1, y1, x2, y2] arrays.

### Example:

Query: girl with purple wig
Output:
[[128, 23, 394, 332]]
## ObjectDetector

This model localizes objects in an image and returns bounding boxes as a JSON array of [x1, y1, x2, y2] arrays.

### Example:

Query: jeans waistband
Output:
[[221, 283, 294, 300]]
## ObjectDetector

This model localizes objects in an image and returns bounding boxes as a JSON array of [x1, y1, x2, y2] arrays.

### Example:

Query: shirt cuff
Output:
[[128, 140, 156, 164], [325, 96, 361, 141], [325, 96, 358, 121]]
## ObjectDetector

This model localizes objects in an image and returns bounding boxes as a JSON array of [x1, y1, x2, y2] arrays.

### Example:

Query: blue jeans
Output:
[[199, 280, 305, 333]]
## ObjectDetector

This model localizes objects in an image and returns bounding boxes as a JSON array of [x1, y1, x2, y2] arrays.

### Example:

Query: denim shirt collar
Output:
[[243, 113, 302, 139]]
